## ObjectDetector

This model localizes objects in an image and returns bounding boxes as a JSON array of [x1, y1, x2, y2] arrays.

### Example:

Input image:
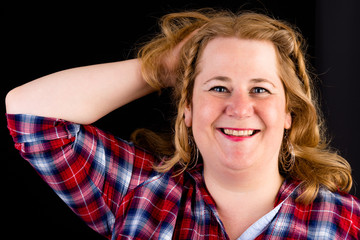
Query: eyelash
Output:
[[250, 87, 270, 94], [210, 86, 229, 93], [209, 86, 270, 94]]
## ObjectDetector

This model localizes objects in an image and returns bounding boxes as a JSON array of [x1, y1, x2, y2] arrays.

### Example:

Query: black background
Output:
[[2, 0, 359, 239]]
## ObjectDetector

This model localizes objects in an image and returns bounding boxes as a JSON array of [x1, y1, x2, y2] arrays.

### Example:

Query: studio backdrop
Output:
[[2, 0, 359, 239]]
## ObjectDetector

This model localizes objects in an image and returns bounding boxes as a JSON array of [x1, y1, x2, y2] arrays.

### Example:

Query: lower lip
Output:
[[218, 129, 258, 142]]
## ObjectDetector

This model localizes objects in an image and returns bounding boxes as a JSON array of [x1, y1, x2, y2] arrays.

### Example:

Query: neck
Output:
[[204, 161, 283, 192], [203, 161, 284, 210], [203, 163, 284, 239]]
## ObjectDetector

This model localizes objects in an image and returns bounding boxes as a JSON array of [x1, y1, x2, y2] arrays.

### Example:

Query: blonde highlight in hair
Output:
[[136, 9, 352, 204]]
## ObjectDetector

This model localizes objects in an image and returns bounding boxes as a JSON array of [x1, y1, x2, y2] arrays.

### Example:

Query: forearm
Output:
[[5, 59, 154, 124]]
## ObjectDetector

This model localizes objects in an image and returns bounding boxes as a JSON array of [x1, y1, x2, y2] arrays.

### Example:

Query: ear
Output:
[[284, 111, 292, 130], [184, 104, 192, 127]]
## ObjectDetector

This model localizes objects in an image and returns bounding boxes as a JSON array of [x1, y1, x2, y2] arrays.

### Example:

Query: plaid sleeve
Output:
[[6, 114, 154, 238]]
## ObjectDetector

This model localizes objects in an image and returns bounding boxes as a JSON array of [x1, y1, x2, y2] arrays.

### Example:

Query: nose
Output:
[[225, 92, 254, 119]]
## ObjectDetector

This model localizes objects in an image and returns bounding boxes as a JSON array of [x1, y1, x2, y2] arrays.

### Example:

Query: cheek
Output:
[[257, 98, 288, 131], [192, 105, 211, 132], [192, 95, 222, 126], [191, 96, 223, 144]]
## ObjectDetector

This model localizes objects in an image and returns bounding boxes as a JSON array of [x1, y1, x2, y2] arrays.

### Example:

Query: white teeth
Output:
[[223, 129, 254, 137]]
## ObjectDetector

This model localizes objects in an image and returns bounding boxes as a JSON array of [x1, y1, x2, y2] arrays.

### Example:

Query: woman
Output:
[[6, 9, 359, 239]]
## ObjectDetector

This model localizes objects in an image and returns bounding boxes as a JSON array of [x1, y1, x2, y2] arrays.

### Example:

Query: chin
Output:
[[209, 154, 259, 173], [222, 159, 257, 172]]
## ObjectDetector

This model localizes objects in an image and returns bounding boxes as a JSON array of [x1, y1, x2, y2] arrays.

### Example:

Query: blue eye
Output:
[[251, 87, 269, 94], [210, 86, 229, 93]]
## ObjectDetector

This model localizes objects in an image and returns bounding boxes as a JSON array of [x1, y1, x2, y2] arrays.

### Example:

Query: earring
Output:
[[281, 131, 296, 172], [284, 140, 296, 172], [187, 135, 200, 169], [190, 147, 200, 169]]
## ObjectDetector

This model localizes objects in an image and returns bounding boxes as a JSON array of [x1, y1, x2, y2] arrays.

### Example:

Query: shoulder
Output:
[[272, 180, 359, 239], [309, 187, 360, 220], [290, 185, 360, 239], [283, 180, 360, 215], [312, 188, 360, 239], [312, 188, 360, 224]]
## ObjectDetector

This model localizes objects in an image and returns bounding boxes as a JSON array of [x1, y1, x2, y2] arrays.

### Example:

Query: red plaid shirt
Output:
[[7, 114, 360, 239]]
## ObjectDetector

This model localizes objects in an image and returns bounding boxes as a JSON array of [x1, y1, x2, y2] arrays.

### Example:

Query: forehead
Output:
[[196, 37, 280, 82]]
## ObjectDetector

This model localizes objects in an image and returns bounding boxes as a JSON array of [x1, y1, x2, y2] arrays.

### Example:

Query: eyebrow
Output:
[[203, 76, 231, 85], [204, 76, 276, 88], [250, 78, 276, 88]]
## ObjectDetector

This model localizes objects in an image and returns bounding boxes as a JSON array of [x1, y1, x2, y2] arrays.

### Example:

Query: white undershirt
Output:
[[237, 199, 285, 240]]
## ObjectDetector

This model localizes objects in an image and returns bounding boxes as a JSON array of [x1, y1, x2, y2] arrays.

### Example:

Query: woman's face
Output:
[[184, 37, 292, 174]]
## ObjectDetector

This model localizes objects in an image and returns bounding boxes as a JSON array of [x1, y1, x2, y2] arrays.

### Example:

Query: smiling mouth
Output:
[[220, 128, 260, 137]]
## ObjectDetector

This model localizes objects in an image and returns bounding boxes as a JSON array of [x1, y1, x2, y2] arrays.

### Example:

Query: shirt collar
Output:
[[274, 178, 301, 207]]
